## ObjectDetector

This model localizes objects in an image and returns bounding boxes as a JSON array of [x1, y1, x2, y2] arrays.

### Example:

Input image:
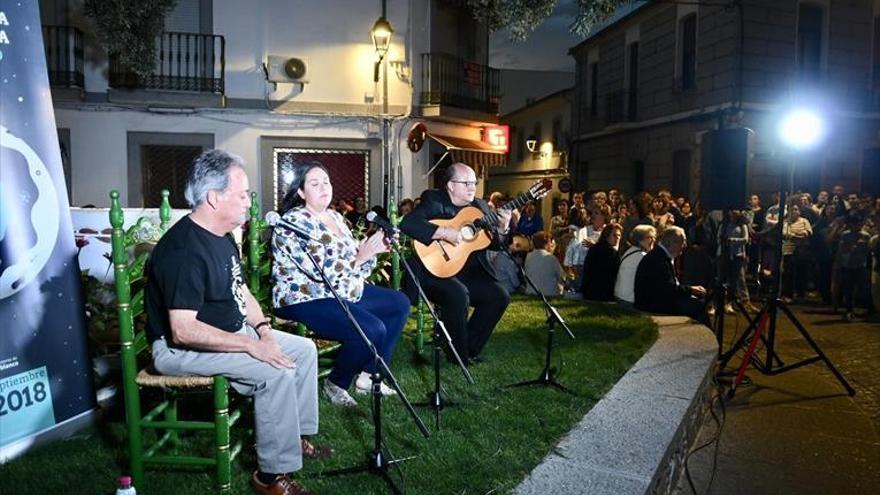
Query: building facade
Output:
[[568, 0, 880, 202], [488, 89, 572, 222], [40, 0, 504, 211]]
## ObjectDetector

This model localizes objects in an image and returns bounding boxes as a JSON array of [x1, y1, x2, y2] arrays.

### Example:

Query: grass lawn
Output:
[[0, 297, 657, 494]]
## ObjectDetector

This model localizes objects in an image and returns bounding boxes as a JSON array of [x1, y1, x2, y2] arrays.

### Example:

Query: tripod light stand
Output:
[[719, 108, 854, 398]]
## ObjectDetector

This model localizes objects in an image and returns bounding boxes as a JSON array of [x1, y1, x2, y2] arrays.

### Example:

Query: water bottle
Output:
[[116, 475, 137, 495]]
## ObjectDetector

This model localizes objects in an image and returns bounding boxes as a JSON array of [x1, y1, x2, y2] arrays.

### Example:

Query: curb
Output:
[[515, 316, 718, 495]]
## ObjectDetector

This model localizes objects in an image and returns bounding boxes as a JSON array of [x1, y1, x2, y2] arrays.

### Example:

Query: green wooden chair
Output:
[[388, 199, 431, 354], [243, 193, 340, 377], [110, 190, 244, 492]]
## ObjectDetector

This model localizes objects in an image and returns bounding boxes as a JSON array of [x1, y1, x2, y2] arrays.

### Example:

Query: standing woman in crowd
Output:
[[811, 202, 838, 306], [781, 204, 813, 303], [650, 196, 676, 233], [272, 162, 410, 408], [549, 199, 571, 241], [581, 223, 623, 301]]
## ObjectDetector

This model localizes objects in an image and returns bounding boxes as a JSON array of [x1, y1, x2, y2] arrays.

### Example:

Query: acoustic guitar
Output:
[[414, 179, 553, 278]]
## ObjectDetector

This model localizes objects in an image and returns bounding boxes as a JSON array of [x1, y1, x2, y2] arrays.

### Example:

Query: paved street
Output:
[[674, 305, 880, 495]]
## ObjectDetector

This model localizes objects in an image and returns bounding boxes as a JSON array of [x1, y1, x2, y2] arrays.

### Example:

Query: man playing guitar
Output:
[[400, 163, 513, 365]]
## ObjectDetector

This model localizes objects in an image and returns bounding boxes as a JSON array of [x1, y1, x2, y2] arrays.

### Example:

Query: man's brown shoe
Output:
[[251, 472, 316, 495], [301, 438, 333, 460]]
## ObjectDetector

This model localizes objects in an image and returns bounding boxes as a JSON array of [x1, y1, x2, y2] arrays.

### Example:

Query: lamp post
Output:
[[371, 1, 399, 287], [765, 108, 823, 354], [371, 1, 393, 209]]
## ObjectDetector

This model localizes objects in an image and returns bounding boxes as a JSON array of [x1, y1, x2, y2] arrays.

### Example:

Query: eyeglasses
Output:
[[450, 180, 479, 188]]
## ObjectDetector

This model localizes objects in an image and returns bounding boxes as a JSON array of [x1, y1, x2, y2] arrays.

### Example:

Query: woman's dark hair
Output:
[[555, 199, 569, 213], [598, 222, 623, 245], [279, 161, 329, 215]]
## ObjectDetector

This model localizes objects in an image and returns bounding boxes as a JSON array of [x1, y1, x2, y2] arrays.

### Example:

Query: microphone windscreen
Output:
[[264, 211, 281, 226]]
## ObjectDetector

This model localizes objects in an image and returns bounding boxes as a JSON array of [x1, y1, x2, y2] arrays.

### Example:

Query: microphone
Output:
[[264, 211, 312, 240], [365, 211, 398, 234]]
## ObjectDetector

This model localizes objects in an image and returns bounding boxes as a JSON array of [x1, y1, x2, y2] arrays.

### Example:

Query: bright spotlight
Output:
[[779, 109, 824, 150]]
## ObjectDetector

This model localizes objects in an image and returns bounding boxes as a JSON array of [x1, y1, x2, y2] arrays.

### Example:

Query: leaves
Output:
[[462, 0, 630, 41], [83, 0, 178, 77]]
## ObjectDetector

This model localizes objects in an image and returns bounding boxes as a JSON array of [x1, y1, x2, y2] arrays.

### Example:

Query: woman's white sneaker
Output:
[[323, 379, 358, 407], [354, 372, 397, 396]]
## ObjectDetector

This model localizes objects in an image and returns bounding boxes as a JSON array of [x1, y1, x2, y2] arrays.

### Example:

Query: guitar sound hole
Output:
[[460, 225, 477, 241]]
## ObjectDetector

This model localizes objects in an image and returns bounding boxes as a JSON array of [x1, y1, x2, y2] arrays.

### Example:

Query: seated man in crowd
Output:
[[145, 149, 324, 495], [516, 201, 544, 237], [524, 231, 564, 296], [615, 224, 656, 306], [634, 226, 709, 325]]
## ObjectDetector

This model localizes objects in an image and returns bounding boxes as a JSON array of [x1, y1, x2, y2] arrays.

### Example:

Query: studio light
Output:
[[779, 108, 824, 150]]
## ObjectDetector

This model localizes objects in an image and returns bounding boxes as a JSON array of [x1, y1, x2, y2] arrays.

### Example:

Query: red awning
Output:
[[429, 134, 506, 168]]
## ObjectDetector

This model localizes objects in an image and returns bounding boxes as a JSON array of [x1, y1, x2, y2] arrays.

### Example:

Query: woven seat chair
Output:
[[242, 192, 340, 377], [110, 190, 244, 492]]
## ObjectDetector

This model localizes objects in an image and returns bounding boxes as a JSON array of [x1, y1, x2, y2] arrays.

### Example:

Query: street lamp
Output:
[[371, 16, 393, 82], [370, 3, 394, 213]]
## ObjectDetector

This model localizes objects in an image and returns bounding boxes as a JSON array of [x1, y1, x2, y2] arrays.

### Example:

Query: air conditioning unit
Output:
[[265, 56, 309, 83]]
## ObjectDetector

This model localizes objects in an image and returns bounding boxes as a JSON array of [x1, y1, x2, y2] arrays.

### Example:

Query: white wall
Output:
[[216, 0, 412, 107], [56, 107, 418, 207]]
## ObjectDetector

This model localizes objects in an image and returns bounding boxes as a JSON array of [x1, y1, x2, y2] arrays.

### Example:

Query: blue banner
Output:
[[0, 1, 95, 450]]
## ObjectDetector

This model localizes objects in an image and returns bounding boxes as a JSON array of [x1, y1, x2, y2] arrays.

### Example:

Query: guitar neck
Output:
[[483, 190, 534, 225]]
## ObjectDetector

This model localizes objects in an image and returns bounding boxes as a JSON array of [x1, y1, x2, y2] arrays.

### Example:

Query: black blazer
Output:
[[633, 247, 692, 313], [400, 189, 504, 283], [580, 242, 619, 301]]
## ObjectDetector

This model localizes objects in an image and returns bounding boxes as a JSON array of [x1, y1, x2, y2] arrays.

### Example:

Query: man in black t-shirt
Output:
[[146, 149, 322, 495]]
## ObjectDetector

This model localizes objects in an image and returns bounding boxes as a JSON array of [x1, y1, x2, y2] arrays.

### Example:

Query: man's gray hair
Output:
[[630, 224, 657, 245], [184, 149, 245, 208], [658, 225, 686, 248]]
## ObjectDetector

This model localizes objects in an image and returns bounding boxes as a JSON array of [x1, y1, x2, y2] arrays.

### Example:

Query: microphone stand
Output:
[[397, 242, 474, 431], [275, 222, 430, 494], [502, 247, 577, 395]]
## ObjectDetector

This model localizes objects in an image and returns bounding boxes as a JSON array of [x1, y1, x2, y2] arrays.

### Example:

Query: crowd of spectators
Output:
[[484, 184, 880, 323], [324, 182, 879, 324]]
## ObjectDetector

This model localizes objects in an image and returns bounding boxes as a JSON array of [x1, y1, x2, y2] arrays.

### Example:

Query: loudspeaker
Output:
[[700, 128, 750, 210]]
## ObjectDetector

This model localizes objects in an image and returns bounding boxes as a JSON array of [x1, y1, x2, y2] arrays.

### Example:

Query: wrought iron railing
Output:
[[420, 52, 500, 114], [109, 32, 225, 93], [42, 25, 84, 88]]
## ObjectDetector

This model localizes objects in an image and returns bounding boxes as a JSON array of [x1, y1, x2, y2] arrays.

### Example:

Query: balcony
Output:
[[419, 52, 500, 116], [109, 32, 225, 93], [42, 25, 84, 88]]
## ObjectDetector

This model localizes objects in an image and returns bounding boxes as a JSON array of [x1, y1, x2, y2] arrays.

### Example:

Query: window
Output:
[[127, 132, 213, 208], [626, 42, 639, 121], [57, 128, 72, 204], [873, 16, 880, 90], [532, 122, 542, 159], [633, 160, 645, 193], [678, 14, 697, 91], [552, 117, 563, 150], [863, 148, 880, 197], [589, 62, 599, 116], [141, 145, 202, 208], [797, 3, 824, 76], [515, 126, 525, 162]]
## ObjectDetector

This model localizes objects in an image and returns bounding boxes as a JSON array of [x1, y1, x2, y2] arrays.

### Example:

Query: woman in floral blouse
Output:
[[272, 162, 410, 408]]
